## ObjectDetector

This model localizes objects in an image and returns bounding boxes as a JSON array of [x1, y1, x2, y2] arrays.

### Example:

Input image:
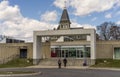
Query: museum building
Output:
[[0, 7, 120, 66], [33, 7, 96, 65]]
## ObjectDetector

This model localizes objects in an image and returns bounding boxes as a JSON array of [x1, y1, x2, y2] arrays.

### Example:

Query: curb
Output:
[[88, 67, 120, 71], [27, 65, 89, 69], [27, 65, 120, 71], [0, 72, 42, 77]]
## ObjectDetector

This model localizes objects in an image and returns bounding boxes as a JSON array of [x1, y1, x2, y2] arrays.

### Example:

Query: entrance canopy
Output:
[[33, 29, 96, 65]]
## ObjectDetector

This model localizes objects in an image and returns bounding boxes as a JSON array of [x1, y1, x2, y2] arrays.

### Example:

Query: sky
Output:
[[0, 0, 120, 42]]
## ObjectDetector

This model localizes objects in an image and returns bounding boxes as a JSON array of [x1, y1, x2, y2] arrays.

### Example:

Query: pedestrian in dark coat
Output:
[[63, 58, 67, 67], [58, 59, 61, 69]]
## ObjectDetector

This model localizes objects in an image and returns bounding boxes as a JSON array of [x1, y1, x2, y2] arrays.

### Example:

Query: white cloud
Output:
[[116, 21, 120, 25], [54, 0, 120, 16], [105, 13, 112, 18], [83, 24, 96, 29], [0, 0, 97, 42], [0, 0, 57, 42], [1, 17, 58, 42], [116, 0, 120, 6], [91, 17, 97, 21], [71, 22, 96, 29], [116, 11, 120, 15], [40, 10, 57, 22], [0, 1, 22, 21], [53, 0, 70, 9], [71, 22, 83, 28]]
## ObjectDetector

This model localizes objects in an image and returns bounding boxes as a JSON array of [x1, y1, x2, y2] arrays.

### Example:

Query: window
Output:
[[85, 47, 91, 57], [114, 47, 120, 59], [20, 49, 27, 58], [61, 25, 63, 28], [51, 46, 91, 58]]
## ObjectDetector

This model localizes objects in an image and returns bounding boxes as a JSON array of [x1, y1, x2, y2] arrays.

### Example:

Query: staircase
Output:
[[38, 58, 95, 66], [39, 58, 58, 66]]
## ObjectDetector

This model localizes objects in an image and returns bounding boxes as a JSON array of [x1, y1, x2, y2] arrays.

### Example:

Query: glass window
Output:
[[51, 48, 57, 57], [80, 50, 83, 58], [51, 46, 90, 58], [77, 50, 80, 57], [114, 48, 120, 59], [85, 47, 90, 58]]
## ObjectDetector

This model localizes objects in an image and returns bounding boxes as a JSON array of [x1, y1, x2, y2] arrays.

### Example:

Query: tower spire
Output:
[[57, 1, 71, 30], [64, 1, 67, 9]]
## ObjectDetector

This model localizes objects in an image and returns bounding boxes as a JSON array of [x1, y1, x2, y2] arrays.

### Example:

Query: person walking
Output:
[[58, 59, 61, 69], [63, 58, 67, 67]]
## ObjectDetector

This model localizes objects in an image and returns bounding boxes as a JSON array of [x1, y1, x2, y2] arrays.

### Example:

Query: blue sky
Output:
[[9, 0, 55, 19], [0, 0, 120, 42]]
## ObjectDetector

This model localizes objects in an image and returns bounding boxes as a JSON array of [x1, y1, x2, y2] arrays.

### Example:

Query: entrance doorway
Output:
[[51, 46, 90, 58], [20, 49, 27, 58], [114, 48, 120, 59]]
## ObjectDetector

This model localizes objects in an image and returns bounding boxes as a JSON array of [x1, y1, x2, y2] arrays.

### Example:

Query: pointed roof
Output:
[[59, 8, 71, 24]]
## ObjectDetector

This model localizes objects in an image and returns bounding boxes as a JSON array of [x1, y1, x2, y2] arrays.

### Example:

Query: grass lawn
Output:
[[0, 58, 33, 68], [92, 59, 120, 68]]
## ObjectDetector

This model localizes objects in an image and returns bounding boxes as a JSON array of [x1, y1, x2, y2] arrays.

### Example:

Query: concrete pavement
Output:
[[27, 65, 120, 71], [27, 65, 89, 69]]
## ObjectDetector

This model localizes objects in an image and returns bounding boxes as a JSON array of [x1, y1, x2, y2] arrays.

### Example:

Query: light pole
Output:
[[58, 46, 61, 58], [83, 45, 87, 66]]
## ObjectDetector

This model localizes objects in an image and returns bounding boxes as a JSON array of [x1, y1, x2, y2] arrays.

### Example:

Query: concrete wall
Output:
[[0, 40, 120, 62], [50, 40, 120, 59], [33, 29, 96, 64], [0, 43, 33, 60], [96, 40, 120, 59], [42, 42, 51, 59], [51, 40, 90, 46]]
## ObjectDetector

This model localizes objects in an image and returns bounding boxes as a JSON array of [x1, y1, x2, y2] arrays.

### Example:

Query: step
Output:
[[38, 58, 95, 66]]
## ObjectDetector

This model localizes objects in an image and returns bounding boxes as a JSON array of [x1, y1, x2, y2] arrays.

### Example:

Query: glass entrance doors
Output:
[[77, 50, 83, 58], [61, 48, 76, 58], [51, 46, 90, 58]]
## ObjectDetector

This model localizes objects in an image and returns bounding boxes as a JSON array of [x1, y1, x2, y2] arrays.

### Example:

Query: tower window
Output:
[[61, 25, 63, 28]]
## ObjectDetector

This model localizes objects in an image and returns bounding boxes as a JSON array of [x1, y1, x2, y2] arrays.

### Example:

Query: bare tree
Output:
[[97, 22, 120, 40], [96, 33, 100, 40], [110, 26, 120, 40]]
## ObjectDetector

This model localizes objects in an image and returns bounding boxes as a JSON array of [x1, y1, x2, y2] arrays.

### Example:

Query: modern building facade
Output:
[[33, 7, 96, 65], [0, 8, 120, 66], [0, 40, 120, 65]]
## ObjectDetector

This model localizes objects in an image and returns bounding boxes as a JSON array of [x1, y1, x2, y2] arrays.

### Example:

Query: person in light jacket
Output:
[[58, 59, 61, 68]]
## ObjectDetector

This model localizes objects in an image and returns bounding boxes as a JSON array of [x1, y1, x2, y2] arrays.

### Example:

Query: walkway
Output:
[[27, 65, 120, 71], [27, 65, 89, 69]]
